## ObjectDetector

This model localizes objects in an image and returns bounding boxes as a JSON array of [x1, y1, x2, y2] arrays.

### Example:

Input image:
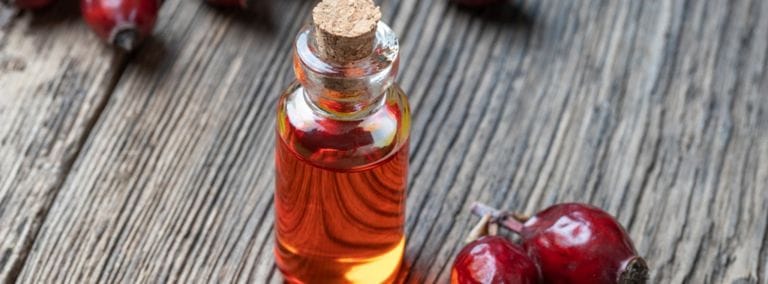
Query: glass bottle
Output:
[[273, 13, 410, 284]]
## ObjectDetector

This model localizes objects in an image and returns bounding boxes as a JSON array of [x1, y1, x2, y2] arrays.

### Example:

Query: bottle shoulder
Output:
[[276, 83, 410, 171]]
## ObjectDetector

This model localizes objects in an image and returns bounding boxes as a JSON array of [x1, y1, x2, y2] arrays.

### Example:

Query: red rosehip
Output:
[[520, 203, 648, 284], [473, 203, 649, 284], [81, 0, 161, 51], [451, 236, 541, 284], [3, 0, 54, 9]]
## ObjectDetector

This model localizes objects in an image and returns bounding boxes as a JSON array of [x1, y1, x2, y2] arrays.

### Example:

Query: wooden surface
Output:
[[1, 0, 766, 283]]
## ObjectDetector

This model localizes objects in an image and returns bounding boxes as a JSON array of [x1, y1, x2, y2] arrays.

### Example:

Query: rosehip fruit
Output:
[[3, 0, 54, 9], [451, 214, 541, 284], [451, 236, 540, 284], [473, 203, 650, 284], [81, 0, 161, 51], [521, 203, 648, 284]]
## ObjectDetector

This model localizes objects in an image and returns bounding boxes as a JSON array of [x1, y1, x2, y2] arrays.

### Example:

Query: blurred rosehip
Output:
[[81, 0, 161, 51]]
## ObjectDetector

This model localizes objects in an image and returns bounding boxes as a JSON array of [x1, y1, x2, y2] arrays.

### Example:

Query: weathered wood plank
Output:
[[398, 0, 768, 283], [16, 0, 309, 282], [13, 0, 768, 283], [0, 3, 123, 282]]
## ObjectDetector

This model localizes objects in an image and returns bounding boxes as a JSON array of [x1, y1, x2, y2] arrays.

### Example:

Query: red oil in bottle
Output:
[[275, 1, 409, 281], [275, 85, 410, 283]]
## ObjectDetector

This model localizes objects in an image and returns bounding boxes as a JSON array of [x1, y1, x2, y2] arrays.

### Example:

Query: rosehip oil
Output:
[[274, 100, 408, 282], [274, 0, 410, 283]]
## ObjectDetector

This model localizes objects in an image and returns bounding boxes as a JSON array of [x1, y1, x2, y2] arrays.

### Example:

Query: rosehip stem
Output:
[[470, 202, 525, 234], [465, 214, 491, 243]]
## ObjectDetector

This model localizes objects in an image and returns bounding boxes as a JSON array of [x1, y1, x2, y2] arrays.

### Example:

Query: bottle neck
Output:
[[294, 23, 400, 119]]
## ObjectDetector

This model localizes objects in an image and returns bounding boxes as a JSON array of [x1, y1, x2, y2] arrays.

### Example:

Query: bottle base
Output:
[[275, 237, 405, 284]]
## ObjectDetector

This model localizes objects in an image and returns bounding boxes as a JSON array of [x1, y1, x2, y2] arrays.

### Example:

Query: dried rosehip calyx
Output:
[[451, 215, 541, 284], [473, 203, 650, 284]]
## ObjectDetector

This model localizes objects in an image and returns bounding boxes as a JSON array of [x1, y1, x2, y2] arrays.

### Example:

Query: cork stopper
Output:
[[312, 0, 382, 63]]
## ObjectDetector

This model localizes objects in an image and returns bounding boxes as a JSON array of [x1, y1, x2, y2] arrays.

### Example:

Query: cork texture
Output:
[[312, 0, 381, 63]]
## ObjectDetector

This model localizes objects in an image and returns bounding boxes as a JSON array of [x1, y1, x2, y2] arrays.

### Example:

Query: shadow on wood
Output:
[[27, 0, 80, 27], [204, 0, 277, 36], [128, 35, 168, 72], [451, 1, 534, 31], [396, 251, 426, 284]]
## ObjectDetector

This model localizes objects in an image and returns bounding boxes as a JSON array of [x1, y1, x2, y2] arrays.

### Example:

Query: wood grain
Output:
[[0, 3, 123, 282], [16, 0, 307, 282], [3, 0, 768, 283]]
